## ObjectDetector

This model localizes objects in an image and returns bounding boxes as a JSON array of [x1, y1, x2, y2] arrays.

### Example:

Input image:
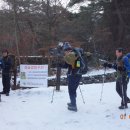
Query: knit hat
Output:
[[62, 42, 72, 51]]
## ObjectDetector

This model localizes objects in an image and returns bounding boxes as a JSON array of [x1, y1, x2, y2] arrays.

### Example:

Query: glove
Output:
[[103, 62, 112, 68], [103, 62, 108, 68]]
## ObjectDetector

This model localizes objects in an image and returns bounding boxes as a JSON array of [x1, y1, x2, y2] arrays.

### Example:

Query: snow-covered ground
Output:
[[0, 76, 130, 130]]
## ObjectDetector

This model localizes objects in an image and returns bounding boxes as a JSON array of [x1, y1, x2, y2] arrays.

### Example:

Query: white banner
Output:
[[20, 65, 48, 87]]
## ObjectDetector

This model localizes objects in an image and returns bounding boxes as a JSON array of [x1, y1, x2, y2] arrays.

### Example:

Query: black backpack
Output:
[[73, 48, 88, 74]]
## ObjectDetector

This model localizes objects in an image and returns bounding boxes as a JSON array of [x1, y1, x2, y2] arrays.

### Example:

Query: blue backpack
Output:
[[123, 53, 130, 77]]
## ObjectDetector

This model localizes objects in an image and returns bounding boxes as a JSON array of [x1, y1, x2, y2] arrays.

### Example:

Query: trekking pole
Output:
[[0, 94, 1, 102], [51, 86, 55, 103], [121, 77, 127, 116], [100, 68, 106, 102], [79, 85, 85, 104]]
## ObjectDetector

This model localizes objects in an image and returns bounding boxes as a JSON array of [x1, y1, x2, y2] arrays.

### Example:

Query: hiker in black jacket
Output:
[[0, 49, 12, 96]]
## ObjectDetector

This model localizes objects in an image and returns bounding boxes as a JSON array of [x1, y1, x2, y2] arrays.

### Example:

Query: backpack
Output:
[[73, 48, 88, 75], [123, 53, 130, 77]]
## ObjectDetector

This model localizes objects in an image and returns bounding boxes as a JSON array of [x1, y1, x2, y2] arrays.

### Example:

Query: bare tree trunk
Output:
[[114, 0, 126, 45], [13, 0, 21, 64]]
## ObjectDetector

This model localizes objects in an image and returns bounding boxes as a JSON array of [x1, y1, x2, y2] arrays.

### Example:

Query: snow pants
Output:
[[2, 73, 11, 93], [116, 76, 129, 106], [68, 75, 82, 106]]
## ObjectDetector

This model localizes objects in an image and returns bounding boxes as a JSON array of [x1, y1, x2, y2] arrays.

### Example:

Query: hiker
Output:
[[103, 48, 130, 109], [0, 49, 12, 96], [59, 42, 87, 112], [60, 42, 87, 111]]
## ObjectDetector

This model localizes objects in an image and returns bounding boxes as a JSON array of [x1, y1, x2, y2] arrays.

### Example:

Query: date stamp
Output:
[[120, 114, 130, 120]]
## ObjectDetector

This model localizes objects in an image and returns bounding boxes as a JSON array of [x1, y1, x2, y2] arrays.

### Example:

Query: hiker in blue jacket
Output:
[[103, 48, 130, 109]]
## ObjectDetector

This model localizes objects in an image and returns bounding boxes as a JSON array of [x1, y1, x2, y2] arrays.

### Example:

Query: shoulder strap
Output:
[[73, 48, 83, 57], [73, 48, 86, 69]]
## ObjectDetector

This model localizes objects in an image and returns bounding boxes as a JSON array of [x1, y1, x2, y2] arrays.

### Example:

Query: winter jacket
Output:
[[0, 56, 12, 74], [109, 56, 129, 78]]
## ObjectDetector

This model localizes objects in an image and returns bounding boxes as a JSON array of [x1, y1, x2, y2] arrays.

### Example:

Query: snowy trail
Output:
[[0, 80, 130, 130]]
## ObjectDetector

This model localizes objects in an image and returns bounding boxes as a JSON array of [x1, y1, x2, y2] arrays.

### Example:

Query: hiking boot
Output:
[[68, 105, 78, 112], [127, 99, 130, 103], [6, 93, 9, 96], [119, 105, 128, 109], [67, 103, 72, 107], [0, 91, 6, 94]]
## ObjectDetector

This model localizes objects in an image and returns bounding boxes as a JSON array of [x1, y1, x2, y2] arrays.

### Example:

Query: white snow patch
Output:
[[0, 77, 130, 130]]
